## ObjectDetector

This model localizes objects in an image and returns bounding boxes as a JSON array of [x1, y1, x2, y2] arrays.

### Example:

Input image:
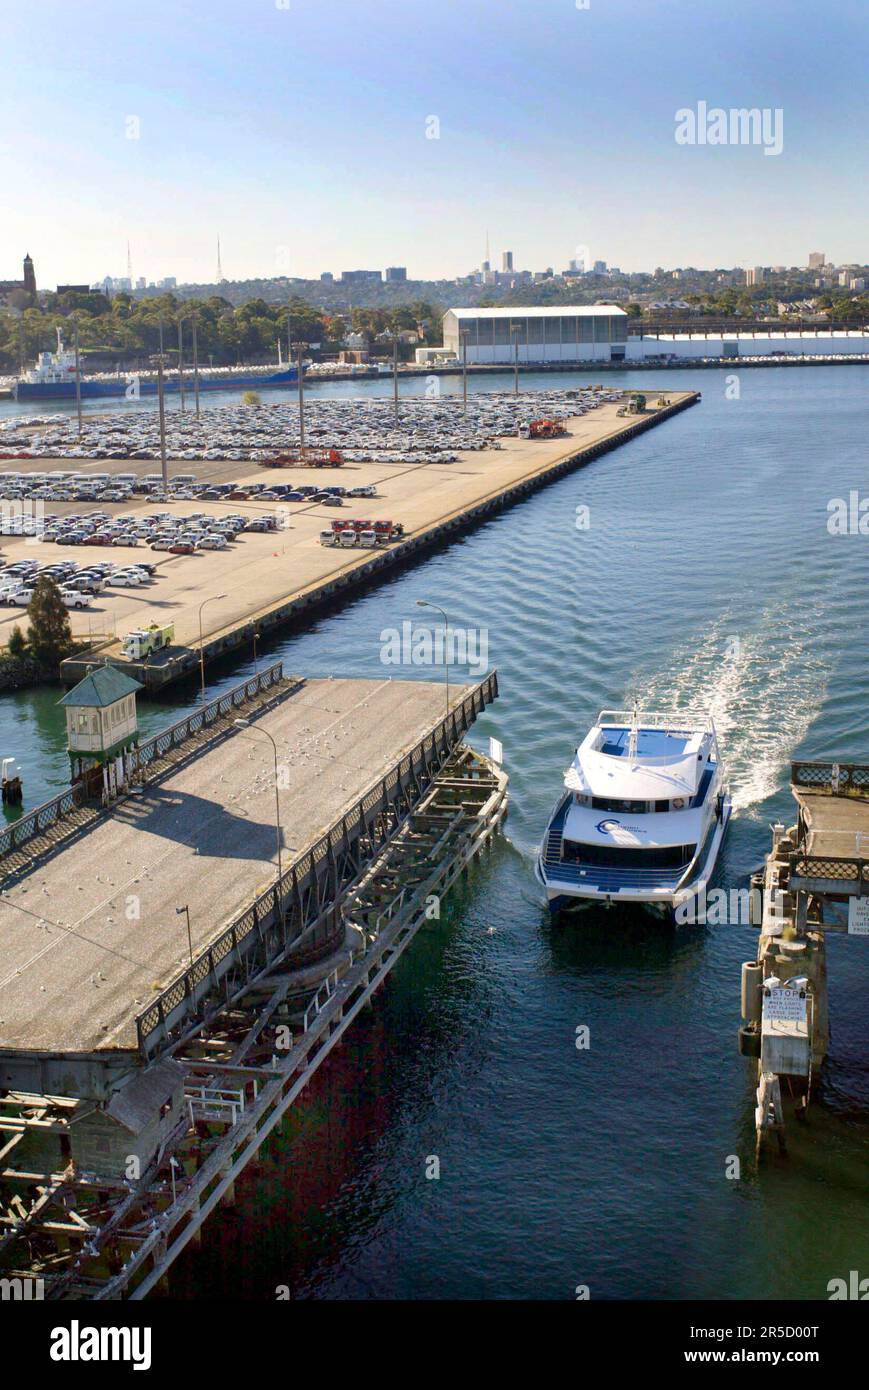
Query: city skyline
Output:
[[2, 0, 867, 285]]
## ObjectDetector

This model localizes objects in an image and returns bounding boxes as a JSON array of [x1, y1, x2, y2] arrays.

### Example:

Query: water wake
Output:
[[626, 609, 828, 816]]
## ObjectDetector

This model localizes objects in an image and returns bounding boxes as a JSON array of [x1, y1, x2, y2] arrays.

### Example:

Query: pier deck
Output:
[[0, 676, 474, 1060], [793, 790, 869, 859]]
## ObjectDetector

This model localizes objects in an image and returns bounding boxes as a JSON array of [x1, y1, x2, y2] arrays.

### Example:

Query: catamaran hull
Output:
[[536, 802, 732, 915]]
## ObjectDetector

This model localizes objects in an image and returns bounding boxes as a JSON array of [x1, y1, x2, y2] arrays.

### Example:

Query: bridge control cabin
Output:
[[59, 664, 143, 797]]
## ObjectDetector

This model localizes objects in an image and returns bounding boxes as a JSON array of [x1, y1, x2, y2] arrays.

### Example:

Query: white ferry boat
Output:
[[535, 707, 731, 913]]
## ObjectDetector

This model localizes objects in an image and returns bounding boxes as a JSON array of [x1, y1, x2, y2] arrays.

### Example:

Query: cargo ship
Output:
[[14, 332, 298, 401]]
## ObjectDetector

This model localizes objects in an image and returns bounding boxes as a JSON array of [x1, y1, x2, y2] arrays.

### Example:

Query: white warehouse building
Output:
[[439, 306, 869, 366], [443, 306, 629, 364]]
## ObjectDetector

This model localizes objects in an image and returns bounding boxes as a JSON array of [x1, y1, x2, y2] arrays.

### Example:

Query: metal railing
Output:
[[789, 853, 869, 888], [792, 761, 869, 797], [134, 669, 499, 1055], [129, 661, 284, 777], [0, 783, 87, 861], [0, 662, 285, 865]]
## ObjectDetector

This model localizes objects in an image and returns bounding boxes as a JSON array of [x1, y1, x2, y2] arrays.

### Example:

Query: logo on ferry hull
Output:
[[595, 818, 644, 835]]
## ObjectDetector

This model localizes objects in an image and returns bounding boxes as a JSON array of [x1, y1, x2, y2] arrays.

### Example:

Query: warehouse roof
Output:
[[445, 305, 627, 319]]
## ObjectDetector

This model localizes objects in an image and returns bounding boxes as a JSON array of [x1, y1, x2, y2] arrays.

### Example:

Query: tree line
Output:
[[0, 293, 444, 372]]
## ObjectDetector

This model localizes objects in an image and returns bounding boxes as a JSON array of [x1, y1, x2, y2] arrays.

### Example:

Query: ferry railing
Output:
[[134, 668, 499, 1057], [0, 661, 285, 865], [598, 708, 713, 729]]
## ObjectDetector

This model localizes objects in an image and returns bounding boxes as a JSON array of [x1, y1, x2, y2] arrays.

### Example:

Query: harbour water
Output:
[[2, 366, 868, 1299]]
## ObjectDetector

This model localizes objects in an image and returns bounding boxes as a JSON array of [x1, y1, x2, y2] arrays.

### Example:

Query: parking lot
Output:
[[0, 387, 625, 467], [0, 389, 676, 660]]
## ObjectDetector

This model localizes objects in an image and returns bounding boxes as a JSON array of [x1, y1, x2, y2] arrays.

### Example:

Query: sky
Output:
[[2, 0, 867, 288]]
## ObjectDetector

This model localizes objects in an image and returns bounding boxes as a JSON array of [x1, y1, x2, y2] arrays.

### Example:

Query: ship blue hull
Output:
[[14, 368, 298, 402]]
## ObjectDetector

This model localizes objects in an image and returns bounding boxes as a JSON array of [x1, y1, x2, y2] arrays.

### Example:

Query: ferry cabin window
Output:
[[563, 841, 696, 869], [590, 797, 648, 814]]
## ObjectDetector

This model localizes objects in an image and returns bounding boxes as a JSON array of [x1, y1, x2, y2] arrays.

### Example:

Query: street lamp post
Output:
[[416, 599, 450, 719], [291, 341, 307, 459], [175, 904, 194, 969], [177, 318, 186, 412], [72, 318, 83, 437], [233, 719, 283, 889], [392, 334, 399, 424], [191, 315, 201, 418], [511, 322, 521, 395], [149, 353, 169, 501], [198, 593, 227, 701]]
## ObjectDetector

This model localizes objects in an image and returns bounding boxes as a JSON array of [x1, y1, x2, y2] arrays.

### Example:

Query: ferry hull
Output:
[[14, 369, 298, 402], [536, 801, 732, 916]]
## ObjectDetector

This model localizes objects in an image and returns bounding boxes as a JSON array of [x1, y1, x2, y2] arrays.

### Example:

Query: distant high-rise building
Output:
[[502, 250, 513, 272], [745, 267, 765, 286], [808, 251, 825, 270], [593, 260, 607, 273], [384, 266, 407, 282], [320, 271, 334, 283], [157, 276, 177, 289], [341, 270, 381, 283], [135, 277, 146, 290]]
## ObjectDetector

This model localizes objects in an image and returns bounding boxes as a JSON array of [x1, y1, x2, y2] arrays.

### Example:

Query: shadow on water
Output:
[[543, 900, 704, 978]]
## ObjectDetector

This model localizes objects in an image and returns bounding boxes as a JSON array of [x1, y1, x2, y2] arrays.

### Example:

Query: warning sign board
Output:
[[848, 896, 869, 936], [762, 988, 807, 1023]]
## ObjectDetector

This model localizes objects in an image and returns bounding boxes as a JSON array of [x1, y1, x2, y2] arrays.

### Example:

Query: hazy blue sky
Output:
[[2, 0, 866, 286]]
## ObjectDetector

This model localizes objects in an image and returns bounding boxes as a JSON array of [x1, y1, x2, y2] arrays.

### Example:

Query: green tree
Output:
[[27, 576, 73, 671], [7, 624, 26, 657], [242, 390, 262, 406]]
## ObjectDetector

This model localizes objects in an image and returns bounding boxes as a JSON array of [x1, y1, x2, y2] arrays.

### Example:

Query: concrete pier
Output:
[[46, 391, 698, 689], [740, 761, 869, 1149], [0, 671, 497, 1096], [0, 672, 505, 1298]]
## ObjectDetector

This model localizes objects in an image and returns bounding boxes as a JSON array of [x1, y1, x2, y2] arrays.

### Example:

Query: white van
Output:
[[338, 529, 357, 547], [319, 529, 337, 546]]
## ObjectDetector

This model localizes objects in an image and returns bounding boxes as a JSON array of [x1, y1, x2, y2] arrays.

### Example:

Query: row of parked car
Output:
[[0, 557, 159, 609], [27, 508, 284, 552], [2, 389, 625, 466], [0, 469, 200, 504], [319, 519, 405, 548]]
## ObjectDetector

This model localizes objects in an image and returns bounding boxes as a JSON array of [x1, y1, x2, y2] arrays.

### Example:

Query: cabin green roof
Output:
[[58, 665, 143, 709]]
